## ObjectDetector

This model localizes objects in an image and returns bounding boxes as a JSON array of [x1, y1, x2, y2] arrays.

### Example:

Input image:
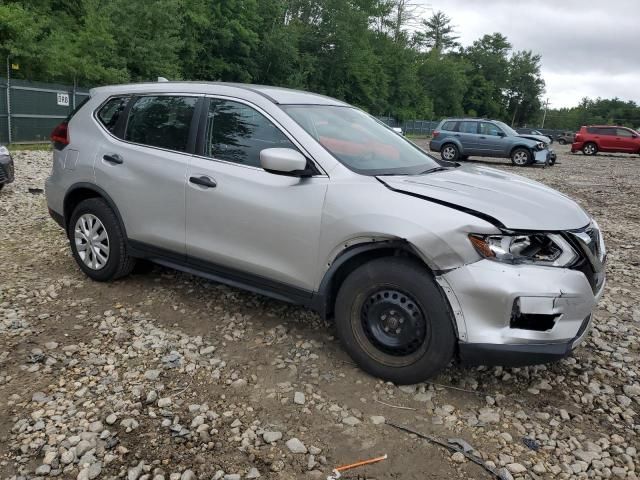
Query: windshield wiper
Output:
[[419, 167, 449, 175]]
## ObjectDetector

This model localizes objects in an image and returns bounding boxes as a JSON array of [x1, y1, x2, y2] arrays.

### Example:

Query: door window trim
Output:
[[194, 95, 328, 177], [93, 92, 203, 156]]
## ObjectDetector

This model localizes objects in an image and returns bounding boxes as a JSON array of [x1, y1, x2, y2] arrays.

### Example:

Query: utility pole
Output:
[[541, 98, 550, 128]]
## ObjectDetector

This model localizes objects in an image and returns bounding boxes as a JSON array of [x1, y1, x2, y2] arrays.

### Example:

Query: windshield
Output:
[[495, 121, 518, 136], [282, 105, 442, 175]]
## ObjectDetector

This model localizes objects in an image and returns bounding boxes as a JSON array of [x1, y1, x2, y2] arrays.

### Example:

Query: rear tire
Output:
[[558, 139, 567, 145], [334, 257, 455, 384], [440, 143, 460, 161], [68, 198, 136, 282], [511, 147, 533, 166], [583, 142, 598, 155]]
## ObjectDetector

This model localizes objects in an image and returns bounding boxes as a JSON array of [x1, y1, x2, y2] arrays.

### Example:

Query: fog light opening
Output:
[[510, 299, 558, 331]]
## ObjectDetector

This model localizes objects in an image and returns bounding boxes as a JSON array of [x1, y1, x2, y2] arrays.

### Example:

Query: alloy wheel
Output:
[[74, 214, 110, 270], [442, 146, 456, 160], [513, 151, 529, 165]]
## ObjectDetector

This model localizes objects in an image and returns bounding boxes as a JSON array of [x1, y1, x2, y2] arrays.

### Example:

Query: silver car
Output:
[[45, 82, 606, 384]]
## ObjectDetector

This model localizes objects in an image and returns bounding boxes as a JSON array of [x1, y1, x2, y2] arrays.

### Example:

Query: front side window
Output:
[[283, 105, 442, 175], [480, 122, 503, 136], [204, 99, 297, 167], [125, 96, 197, 152], [97, 97, 129, 135], [458, 121, 478, 134], [616, 128, 633, 137]]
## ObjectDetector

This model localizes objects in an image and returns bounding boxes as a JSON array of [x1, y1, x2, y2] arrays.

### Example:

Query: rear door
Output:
[[596, 127, 617, 151], [456, 121, 480, 154], [94, 94, 199, 256], [185, 97, 328, 293]]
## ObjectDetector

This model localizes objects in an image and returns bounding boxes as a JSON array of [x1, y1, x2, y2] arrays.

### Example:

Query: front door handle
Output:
[[103, 154, 123, 165], [189, 176, 217, 188], [479, 136, 486, 139]]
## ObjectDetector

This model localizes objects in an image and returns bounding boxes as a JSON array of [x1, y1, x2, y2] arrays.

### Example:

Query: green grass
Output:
[[8, 142, 51, 151], [406, 133, 432, 140]]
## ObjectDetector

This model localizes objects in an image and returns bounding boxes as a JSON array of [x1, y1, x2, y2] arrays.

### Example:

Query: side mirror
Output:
[[497, 131, 506, 137], [632, 134, 638, 138], [260, 148, 314, 177]]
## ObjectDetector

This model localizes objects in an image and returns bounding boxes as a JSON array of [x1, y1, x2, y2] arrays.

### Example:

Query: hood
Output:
[[378, 165, 591, 231], [518, 134, 550, 144]]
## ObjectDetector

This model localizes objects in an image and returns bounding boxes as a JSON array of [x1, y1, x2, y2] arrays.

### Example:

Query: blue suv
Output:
[[429, 118, 556, 166]]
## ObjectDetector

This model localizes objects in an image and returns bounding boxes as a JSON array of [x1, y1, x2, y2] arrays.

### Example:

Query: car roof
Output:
[[441, 118, 498, 123], [90, 81, 348, 106]]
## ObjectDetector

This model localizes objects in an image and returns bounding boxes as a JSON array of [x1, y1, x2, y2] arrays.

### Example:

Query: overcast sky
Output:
[[414, 0, 640, 108]]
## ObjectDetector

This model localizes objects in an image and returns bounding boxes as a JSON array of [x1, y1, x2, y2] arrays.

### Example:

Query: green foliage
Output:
[[544, 98, 640, 130], [2, 1, 631, 128]]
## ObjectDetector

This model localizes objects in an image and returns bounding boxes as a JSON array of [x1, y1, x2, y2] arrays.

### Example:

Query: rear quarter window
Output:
[[97, 97, 130, 136], [441, 121, 457, 131]]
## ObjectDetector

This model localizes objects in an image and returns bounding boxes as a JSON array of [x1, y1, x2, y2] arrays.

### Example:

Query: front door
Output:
[[185, 98, 328, 293], [478, 122, 507, 156]]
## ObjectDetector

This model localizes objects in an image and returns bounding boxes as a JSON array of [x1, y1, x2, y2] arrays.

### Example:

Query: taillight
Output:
[[574, 133, 581, 142], [432, 131, 440, 139], [50, 121, 69, 147]]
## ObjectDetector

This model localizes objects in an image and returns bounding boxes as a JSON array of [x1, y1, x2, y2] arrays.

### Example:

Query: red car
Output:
[[572, 125, 640, 155]]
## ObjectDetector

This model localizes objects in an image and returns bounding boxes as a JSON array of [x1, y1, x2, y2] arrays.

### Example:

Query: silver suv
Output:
[[45, 82, 605, 384], [430, 118, 556, 166]]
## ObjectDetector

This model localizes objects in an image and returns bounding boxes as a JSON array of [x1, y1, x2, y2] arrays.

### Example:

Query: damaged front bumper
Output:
[[437, 259, 605, 367]]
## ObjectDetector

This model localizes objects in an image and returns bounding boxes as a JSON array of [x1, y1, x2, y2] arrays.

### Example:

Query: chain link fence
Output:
[[0, 77, 91, 144]]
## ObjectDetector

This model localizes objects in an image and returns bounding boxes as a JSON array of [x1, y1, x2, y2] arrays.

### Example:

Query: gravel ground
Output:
[[0, 144, 638, 480]]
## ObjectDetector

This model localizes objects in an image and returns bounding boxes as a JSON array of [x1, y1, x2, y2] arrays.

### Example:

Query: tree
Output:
[[419, 51, 467, 117], [505, 50, 545, 126], [416, 10, 460, 52]]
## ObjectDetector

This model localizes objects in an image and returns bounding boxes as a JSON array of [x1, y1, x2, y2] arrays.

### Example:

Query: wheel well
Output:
[[509, 145, 531, 157], [63, 187, 103, 229], [321, 244, 430, 319]]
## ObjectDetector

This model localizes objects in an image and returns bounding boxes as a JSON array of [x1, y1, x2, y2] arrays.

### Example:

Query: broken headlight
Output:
[[535, 142, 546, 150], [469, 233, 577, 267]]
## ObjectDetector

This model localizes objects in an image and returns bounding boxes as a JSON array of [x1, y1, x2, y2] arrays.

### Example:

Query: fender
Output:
[[311, 239, 425, 318], [63, 182, 128, 238]]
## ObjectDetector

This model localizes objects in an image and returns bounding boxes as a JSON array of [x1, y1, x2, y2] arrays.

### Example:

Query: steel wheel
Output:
[[74, 213, 110, 270], [360, 288, 427, 358]]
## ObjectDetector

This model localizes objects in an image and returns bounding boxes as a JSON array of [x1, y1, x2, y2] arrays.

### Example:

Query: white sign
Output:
[[57, 92, 70, 107]]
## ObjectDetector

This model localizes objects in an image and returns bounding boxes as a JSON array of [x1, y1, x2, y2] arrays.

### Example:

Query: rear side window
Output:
[[97, 97, 129, 135], [458, 121, 477, 134], [125, 96, 197, 152], [204, 99, 297, 167], [441, 121, 456, 131]]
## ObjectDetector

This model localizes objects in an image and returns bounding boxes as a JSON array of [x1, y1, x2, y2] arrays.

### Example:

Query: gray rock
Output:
[[246, 467, 260, 479], [286, 437, 307, 454], [342, 416, 361, 426], [370, 415, 385, 425], [294, 391, 306, 405], [262, 431, 282, 443], [35, 464, 51, 475]]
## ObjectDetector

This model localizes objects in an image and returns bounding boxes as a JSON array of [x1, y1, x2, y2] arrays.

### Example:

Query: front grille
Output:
[[566, 224, 605, 294]]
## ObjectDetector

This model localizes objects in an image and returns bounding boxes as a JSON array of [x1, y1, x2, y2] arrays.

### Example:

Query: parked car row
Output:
[[429, 118, 556, 166]]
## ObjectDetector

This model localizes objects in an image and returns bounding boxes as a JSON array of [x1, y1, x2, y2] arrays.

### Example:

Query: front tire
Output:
[[68, 198, 136, 281], [334, 257, 455, 384], [583, 142, 598, 155], [511, 147, 533, 166], [440, 143, 460, 161]]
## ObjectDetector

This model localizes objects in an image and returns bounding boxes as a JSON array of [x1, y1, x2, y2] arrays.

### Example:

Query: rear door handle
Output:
[[103, 154, 123, 165], [189, 176, 217, 188]]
